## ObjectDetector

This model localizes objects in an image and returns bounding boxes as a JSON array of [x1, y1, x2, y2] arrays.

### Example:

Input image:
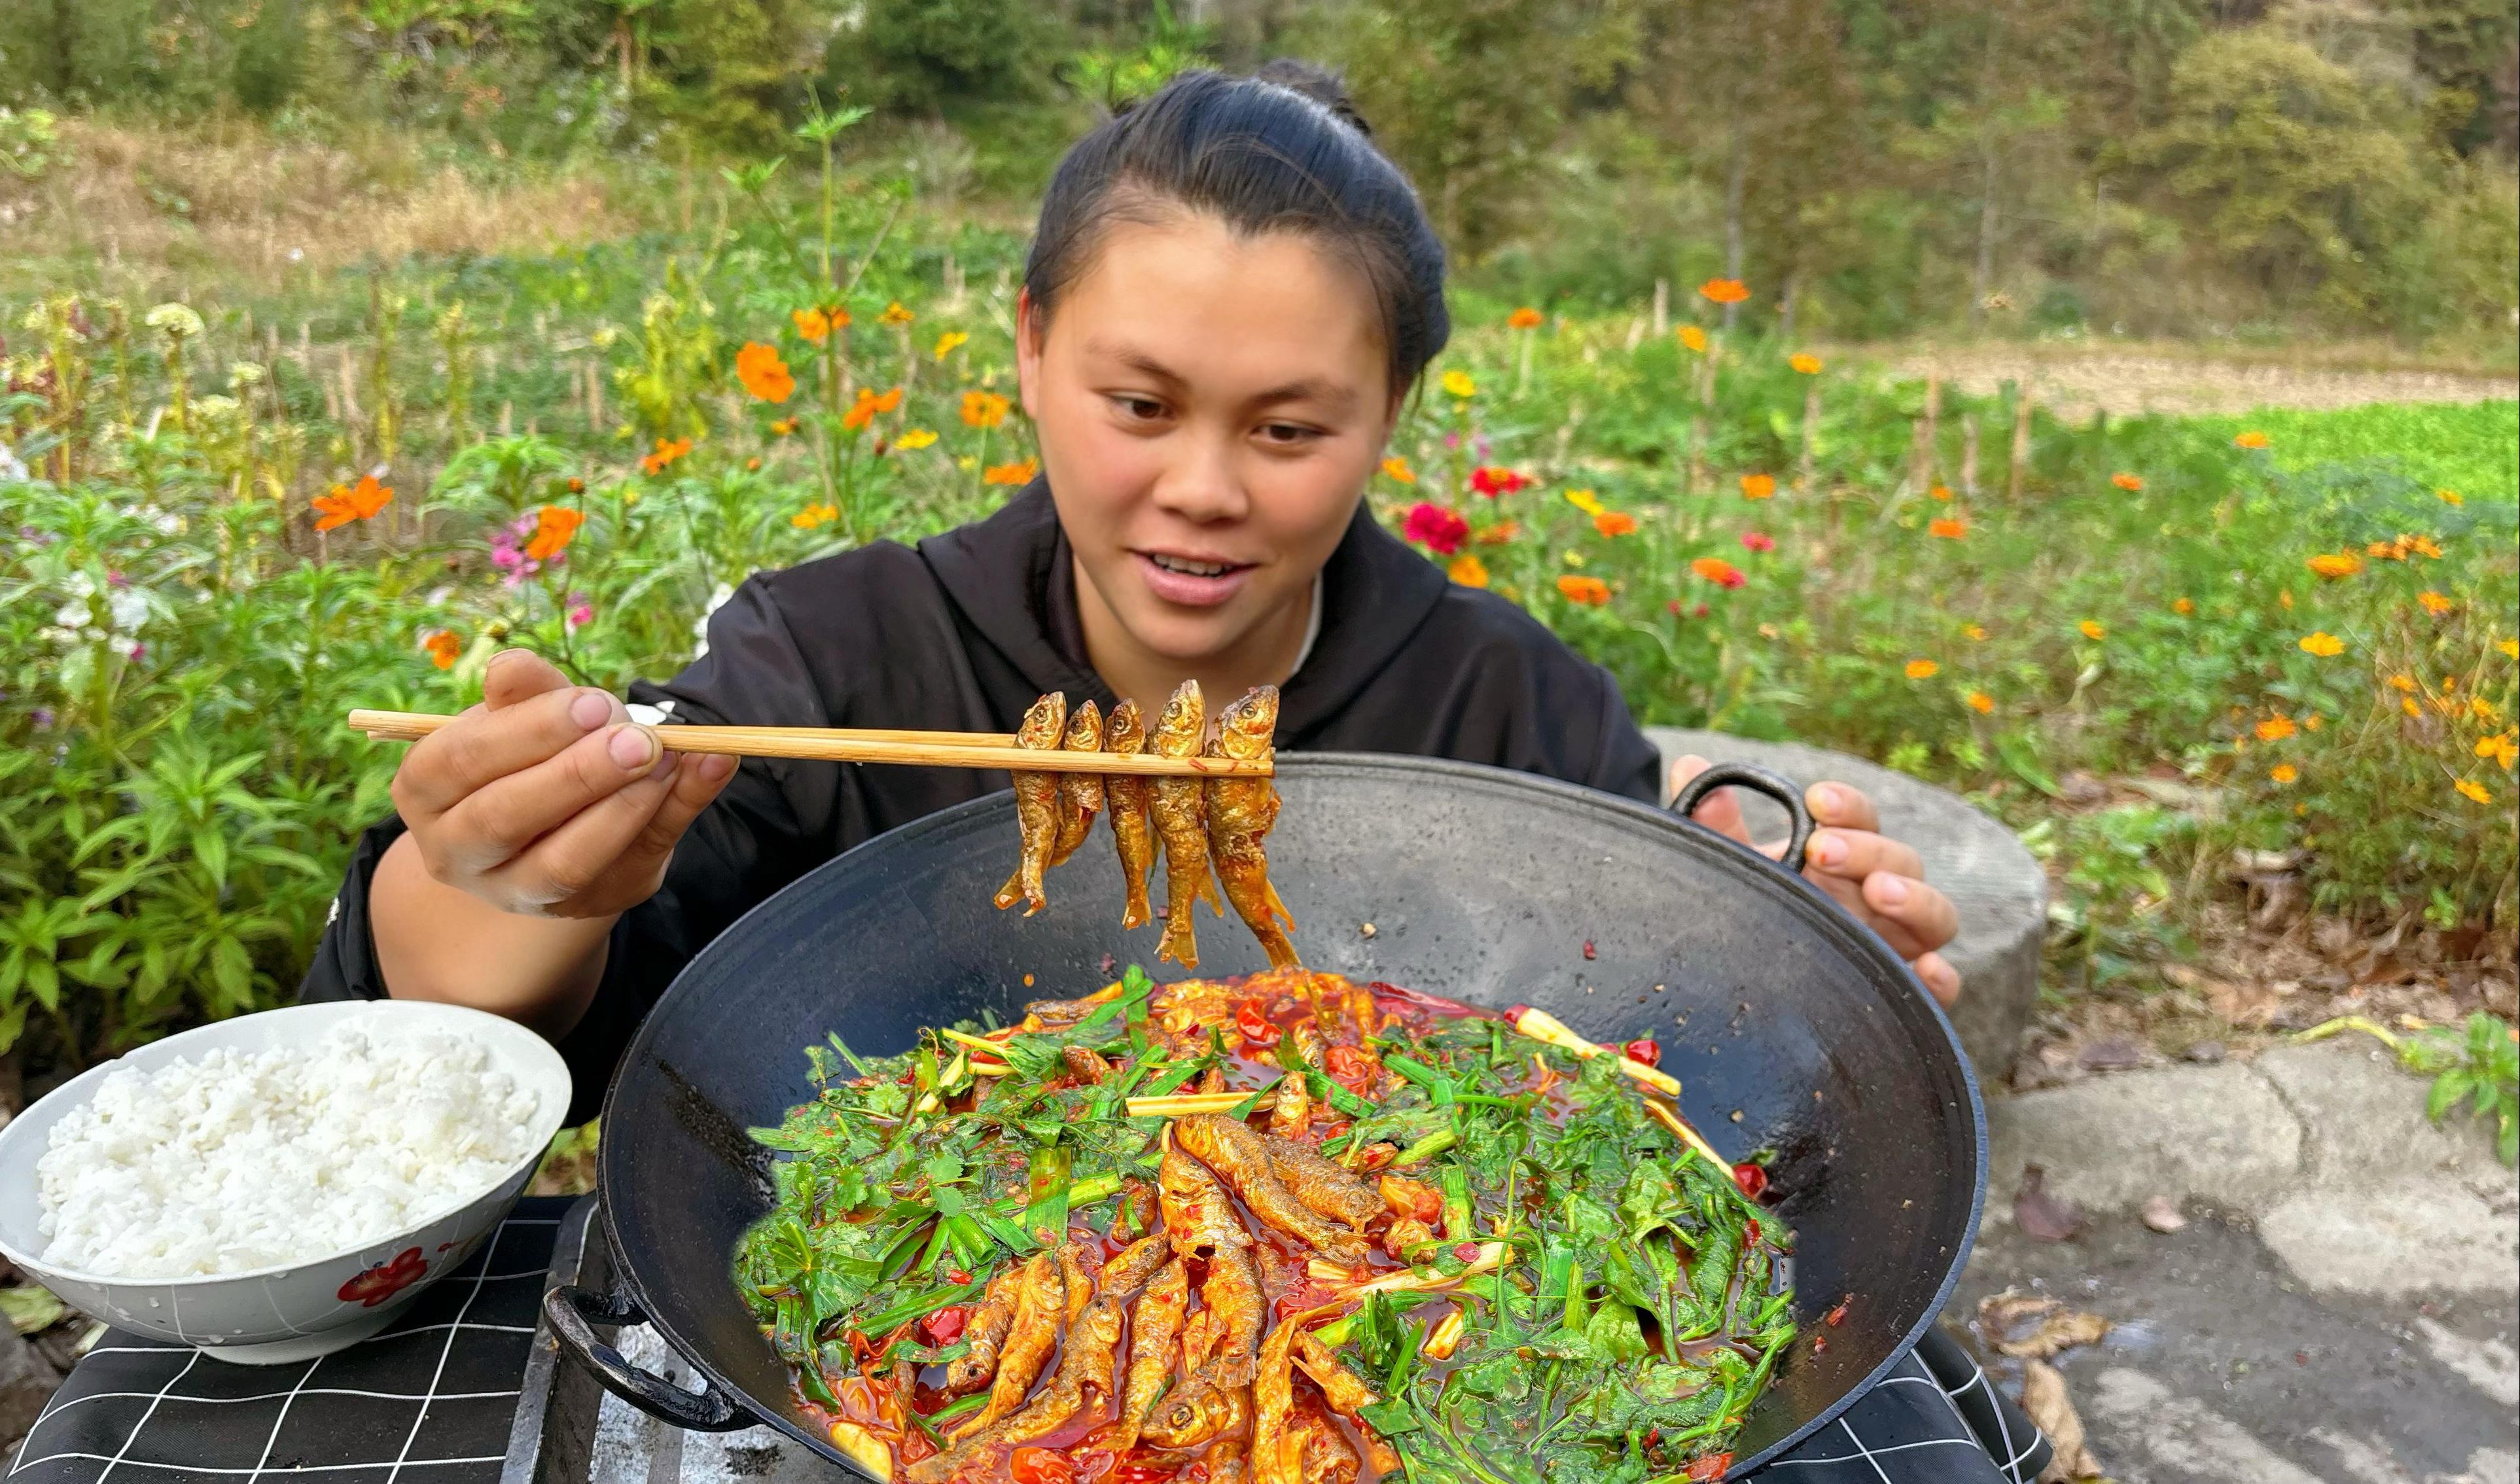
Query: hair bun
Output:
[[1251, 58, 1372, 139]]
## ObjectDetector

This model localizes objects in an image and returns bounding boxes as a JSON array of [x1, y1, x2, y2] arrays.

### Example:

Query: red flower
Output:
[[1402, 502, 1470, 555], [1691, 556, 1747, 589], [1469, 466, 1531, 498], [337, 1246, 429, 1307], [1740, 530, 1775, 552]]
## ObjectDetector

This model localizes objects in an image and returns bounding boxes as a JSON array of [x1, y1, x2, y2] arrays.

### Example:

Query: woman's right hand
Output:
[[390, 649, 737, 919]]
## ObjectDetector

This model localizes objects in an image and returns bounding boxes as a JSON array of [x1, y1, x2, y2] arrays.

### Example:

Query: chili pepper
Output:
[[919, 1305, 968, 1345], [1582, 940, 1597, 960], [1733, 1162, 1769, 1199], [1234, 997, 1274, 1044], [1622, 1037, 1661, 1067], [1324, 1044, 1374, 1091], [1825, 1296, 1851, 1327], [1687, 1453, 1733, 1481], [1454, 1241, 1480, 1263]]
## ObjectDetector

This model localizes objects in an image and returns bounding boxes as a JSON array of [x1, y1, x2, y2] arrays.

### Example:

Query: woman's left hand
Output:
[[1669, 754, 1962, 1007]]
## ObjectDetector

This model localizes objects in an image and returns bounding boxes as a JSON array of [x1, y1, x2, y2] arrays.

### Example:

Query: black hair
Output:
[[1023, 60, 1451, 399]]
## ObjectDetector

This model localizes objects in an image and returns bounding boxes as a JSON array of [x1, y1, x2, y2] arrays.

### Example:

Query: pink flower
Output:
[[1402, 503, 1472, 556], [1444, 432, 1462, 451], [1740, 530, 1775, 553], [1666, 600, 1713, 619], [490, 546, 525, 573], [567, 592, 594, 629]]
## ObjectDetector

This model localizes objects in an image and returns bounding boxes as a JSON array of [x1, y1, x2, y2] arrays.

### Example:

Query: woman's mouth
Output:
[[1135, 550, 1256, 608]]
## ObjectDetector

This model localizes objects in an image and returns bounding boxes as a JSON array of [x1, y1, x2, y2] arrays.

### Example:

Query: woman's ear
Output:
[[1014, 287, 1042, 423]]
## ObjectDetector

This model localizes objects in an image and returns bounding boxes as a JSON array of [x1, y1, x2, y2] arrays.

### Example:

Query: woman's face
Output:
[[1018, 211, 1394, 669]]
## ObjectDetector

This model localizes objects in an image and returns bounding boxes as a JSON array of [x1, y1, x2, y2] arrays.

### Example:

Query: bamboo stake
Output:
[[346, 710, 1270, 776], [1909, 372, 1941, 493], [1642, 1096, 1733, 1176], [1959, 412, 1980, 500], [2008, 383, 2034, 502]]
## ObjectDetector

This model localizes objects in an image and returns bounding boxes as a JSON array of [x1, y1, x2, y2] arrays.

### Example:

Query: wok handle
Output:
[[542, 1282, 754, 1434], [1669, 761, 1816, 875]]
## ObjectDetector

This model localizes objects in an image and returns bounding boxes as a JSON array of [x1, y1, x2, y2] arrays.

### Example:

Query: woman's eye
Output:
[[1259, 423, 1321, 446], [1112, 396, 1167, 421]]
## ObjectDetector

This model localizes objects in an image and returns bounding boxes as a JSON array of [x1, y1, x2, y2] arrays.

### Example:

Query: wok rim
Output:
[[593, 751, 1991, 1480]]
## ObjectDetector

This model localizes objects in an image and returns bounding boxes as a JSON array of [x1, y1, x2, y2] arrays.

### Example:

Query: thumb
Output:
[[1669, 754, 1752, 845]]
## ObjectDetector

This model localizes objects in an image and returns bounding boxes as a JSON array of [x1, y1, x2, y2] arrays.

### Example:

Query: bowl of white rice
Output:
[[0, 999, 569, 1364]]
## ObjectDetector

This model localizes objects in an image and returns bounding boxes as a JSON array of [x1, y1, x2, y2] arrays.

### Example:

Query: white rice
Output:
[[35, 1023, 545, 1279]]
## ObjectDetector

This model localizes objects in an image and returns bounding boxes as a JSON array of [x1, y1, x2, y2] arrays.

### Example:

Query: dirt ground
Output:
[[1885, 345, 2520, 419]]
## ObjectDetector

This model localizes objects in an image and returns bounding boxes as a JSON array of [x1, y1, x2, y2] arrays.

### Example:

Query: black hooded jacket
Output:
[[300, 482, 1663, 1120]]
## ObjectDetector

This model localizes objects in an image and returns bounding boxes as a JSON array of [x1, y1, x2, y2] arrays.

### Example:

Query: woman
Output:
[[304, 63, 2039, 1482]]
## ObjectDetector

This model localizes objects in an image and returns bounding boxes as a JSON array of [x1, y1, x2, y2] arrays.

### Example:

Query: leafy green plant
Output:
[[2402, 1013, 2519, 1165]]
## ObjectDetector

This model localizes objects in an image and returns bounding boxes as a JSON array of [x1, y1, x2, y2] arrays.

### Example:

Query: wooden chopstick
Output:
[[345, 709, 1272, 777]]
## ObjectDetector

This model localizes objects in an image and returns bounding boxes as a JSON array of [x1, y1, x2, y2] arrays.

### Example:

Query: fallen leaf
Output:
[[2141, 1195, 2189, 1233], [2021, 1359, 2102, 1480], [1976, 1292, 2110, 1358], [2015, 1165, 2085, 1242], [2000, 1308, 2110, 1359]]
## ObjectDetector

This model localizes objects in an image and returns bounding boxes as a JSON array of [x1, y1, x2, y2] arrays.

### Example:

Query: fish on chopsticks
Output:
[[1044, 699, 1105, 868], [1206, 685, 1299, 969], [991, 694, 1069, 916], [1150, 680, 1223, 966], [1103, 698, 1158, 930]]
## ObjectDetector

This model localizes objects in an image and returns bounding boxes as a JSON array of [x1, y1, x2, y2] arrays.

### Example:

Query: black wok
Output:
[[547, 755, 1986, 1479]]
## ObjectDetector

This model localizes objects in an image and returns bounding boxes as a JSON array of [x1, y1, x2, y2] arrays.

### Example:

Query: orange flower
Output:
[[1447, 555, 1490, 588], [1904, 658, 1940, 680], [1699, 278, 1750, 305], [2306, 551, 2362, 579], [1928, 484, 1953, 501], [1962, 623, 1987, 641], [2388, 672, 2417, 692], [2408, 535, 2443, 558], [422, 629, 461, 670], [2419, 590, 2455, 616], [1788, 352, 1822, 374], [2368, 540, 2403, 561], [2234, 429, 2269, 449], [877, 301, 915, 326], [792, 306, 847, 342], [311, 474, 393, 532], [2079, 620, 2106, 641], [1678, 325, 1709, 353], [2173, 597, 2195, 614], [1475, 521, 1521, 546], [1928, 516, 1968, 539], [2270, 764, 2298, 785], [1507, 307, 1544, 330], [842, 385, 904, 431], [1690, 556, 1746, 589], [735, 342, 794, 403], [2403, 696, 2424, 718], [1966, 690, 1995, 713], [961, 390, 1010, 429], [2111, 472, 2144, 491], [2476, 733, 2518, 769], [2256, 716, 2296, 743], [2438, 488, 2464, 506], [983, 457, 1039, 486], [640, 436, 693, 475], [1593, 510, 1638, 538], [2298, 631, 2345, 657], [1555, 574, 1612, 606], [1381, 456, 1417, 484], [1739, 473, 1776, 501], [2454, 778, 2492, 805], [523, 505, 585, 562], [769, 417, 799, 436], [792, 503, 838, 529]]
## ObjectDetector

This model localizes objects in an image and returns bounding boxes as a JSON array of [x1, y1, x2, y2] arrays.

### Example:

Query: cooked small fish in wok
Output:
[[736, 966, 1794, 1483]]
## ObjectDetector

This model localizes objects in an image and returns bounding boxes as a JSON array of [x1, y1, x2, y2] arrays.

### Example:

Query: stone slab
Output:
[[1644, 727, 2046, 1076], [2256, 1184, 2520, 1297], [2253, 1042, 2517, 1200], [1983, 1062, 2305, 1222]]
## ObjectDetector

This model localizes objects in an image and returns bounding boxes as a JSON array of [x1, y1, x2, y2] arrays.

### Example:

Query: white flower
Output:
[[144, 302, 204, 340], [107, 587, 149, 634], [0, 443, 26, 484]]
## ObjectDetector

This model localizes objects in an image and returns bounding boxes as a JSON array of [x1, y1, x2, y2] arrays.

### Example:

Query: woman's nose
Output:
[[1148, 431, 1249, 524]]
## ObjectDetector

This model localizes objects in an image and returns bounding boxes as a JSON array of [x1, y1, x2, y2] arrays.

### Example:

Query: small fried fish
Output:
[[1261, 1132, 1385, 1232], [1113, 1258, 1189, 1451], [1249, 1313, 1304, 1484], [1103, 699, 1158, 930], [1150, 680, 1222, 966], [1205, 686, 1299, 969], [948, 1250, 1062, 1440], [1175, 1114, 1368, 1263], [939, 1264, 1022, 1396], [1159, 1133, 1251, 1259], [991, 693, 1069, 916], [1044, 699, 1105, 868]]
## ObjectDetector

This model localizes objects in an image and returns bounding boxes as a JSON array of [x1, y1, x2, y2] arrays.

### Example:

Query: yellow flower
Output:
[[1966, 690, 1995, 713], [2475, 733, 2518, 769], [792, 502, 838, 529], [2454, 778, 2493, 805], [1447, 555, 1490, 588], [2306, 551, 2362, 579], [895, 428, 938, 450], [932, 330, 969, 360], [2504, 639, 2519, 659], [2418, 590, 2455, 616], [2438, 488, 2464, 506], [1904, 658, 1940, 680], [2256, 716, 2296, 742], [1381, 455, 1417, 484], [1678, 325, 1709, 353], [2270, 764, 2298, 785], [2298, 631, 2345, 657], [2403, 696, 2424, 718], [2173, 597, 2194, 614], [2080, 620, 2106, 641], [1788, 352, 1822, 374], [1962, 623, 1987, 641], [2235, 429, 2270, 449], [877, 301, 915, 326], [1563, 488, 1604, 516], [1739, 473, 1777, 500], [1441, 370, 1477, 398], [2388, 673, 2417, 692]]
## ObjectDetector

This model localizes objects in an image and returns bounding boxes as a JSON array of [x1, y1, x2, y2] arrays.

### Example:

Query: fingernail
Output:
[[1874, 875, 1909, 907], [699, 753, 737, 781], [569, 691, 612, 731], [1813, 784, 1841, 815], [608, 726, 658, 770], [1812, 832, 1846, 868], [650, 748, 681, 780]]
